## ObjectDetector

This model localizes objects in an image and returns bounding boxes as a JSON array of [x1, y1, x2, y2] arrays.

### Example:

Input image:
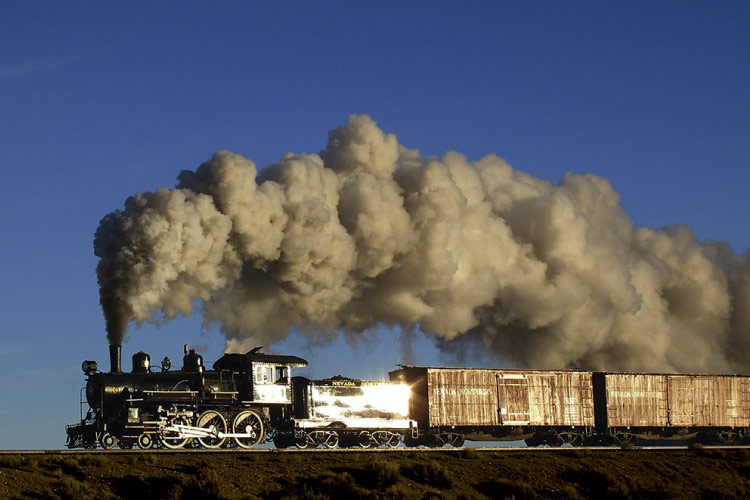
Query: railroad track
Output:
[[4, 444, 750, 455]]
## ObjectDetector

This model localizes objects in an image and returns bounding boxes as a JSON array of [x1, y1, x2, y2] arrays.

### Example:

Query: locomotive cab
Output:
[[212, 349, 307, 404]]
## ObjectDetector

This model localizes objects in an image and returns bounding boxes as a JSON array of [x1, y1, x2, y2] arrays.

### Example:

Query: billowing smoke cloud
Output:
[[94, 114, 750, 373]]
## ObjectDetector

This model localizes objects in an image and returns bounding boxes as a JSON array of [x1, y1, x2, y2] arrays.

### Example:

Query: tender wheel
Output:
[[100, 432, 117, 450], [386, 432, 401, 448], [323, 432, 339, 449], [295, 436, 309, 449], [160, 416, 191, 449], [358, 431, 373, 449], [197, 410, 227, 449], [295, 432, 318, 449], [137, 433, 154, 450], [233, 410, 264, 449]]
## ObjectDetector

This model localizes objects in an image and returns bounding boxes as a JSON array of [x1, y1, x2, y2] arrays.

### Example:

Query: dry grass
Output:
[[0, 449, 749, 499]]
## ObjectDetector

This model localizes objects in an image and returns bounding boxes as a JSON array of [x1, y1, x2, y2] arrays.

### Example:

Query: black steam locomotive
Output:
[[66, 344, 416, 449]]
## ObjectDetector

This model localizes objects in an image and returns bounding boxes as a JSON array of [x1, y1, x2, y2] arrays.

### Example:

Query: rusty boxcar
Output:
[[389, 366, 595, 446]]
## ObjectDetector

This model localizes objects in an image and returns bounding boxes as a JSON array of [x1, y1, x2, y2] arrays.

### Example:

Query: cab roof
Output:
[[212, 351, 308, 371]]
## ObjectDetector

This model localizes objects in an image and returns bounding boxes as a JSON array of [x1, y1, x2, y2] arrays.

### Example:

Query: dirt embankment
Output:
[[1, 448, 749, 499]]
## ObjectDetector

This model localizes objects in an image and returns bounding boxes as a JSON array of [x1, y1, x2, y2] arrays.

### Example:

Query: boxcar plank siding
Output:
[[423, 368, 594, 427], [391, 366, 750, 436], [668, 375, 750, 427], [427, 369, 498, 427], [524, 371, 595, 426], [604, 374, 668, 427]]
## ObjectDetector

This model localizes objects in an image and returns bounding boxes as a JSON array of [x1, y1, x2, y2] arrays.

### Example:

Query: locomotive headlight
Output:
[[82, 360, 98, 375]]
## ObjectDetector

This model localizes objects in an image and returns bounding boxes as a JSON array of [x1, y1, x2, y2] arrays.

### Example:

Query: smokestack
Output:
[[109, 344, 121, 373]]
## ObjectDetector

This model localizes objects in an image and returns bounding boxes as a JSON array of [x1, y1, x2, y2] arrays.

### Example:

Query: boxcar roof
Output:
[[393, 364, 590, 373], [392, 365, 750, 377]]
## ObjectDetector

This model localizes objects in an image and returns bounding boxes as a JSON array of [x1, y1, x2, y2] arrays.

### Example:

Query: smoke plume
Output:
[[94, 115, 750, 373]]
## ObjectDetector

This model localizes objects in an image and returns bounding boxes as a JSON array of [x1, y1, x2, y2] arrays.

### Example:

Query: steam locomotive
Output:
[[66, 344, 750, 449], [66, 344, 416, 450]]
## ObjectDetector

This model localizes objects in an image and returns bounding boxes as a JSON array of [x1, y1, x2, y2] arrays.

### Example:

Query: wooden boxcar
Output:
[[389, 366, 595, 446], [593, 372, 750, 444], [667, 375, 750, 429]]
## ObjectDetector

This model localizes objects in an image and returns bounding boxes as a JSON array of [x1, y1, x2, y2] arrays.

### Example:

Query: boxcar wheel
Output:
[[612, 432, 635, 446], [558, 431, 584, 447], [719, 430, 740, 445], [441, 433, 464, 447]]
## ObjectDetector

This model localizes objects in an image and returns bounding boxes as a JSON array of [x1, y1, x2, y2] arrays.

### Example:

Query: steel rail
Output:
[[4, 445, 750, 455]]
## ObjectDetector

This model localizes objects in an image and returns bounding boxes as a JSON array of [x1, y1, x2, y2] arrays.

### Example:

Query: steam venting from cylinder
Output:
[[94, 114, 750, 373]]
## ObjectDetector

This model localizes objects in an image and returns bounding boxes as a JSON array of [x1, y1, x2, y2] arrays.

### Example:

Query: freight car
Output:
[[389, 366, 596, 446], [390, 366, 750, 446], [66, 344, 416, 449], [593, 372, 750, 445]]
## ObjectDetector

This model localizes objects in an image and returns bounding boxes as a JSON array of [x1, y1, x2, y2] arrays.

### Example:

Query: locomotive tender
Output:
[[66, 344, 750, 449]]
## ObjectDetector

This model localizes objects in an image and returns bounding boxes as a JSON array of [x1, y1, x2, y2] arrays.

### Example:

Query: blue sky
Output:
[[1, 2, 748, 449]]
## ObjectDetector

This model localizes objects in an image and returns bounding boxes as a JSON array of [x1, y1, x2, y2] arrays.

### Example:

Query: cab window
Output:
[[256, 365, 273, 384], [275, 366, 289, 382]]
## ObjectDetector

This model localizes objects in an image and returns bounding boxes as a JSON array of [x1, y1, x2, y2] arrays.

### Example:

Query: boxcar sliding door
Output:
[[496, 373, 531, 425]]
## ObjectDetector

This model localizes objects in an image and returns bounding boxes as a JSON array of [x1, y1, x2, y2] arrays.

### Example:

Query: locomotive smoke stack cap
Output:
[[109, 344, 122, 373]]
